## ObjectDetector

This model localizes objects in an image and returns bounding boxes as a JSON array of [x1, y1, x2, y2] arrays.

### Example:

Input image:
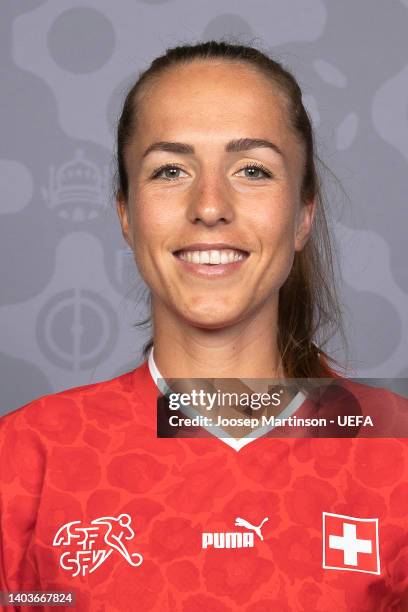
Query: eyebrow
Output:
[[142, 138, 285, 159]]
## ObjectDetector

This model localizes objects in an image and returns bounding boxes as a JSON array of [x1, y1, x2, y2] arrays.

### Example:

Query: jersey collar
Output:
[[146, 346, 308, 452]]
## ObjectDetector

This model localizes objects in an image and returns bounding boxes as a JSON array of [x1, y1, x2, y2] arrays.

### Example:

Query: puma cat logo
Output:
[[202, 516, 269, 549]]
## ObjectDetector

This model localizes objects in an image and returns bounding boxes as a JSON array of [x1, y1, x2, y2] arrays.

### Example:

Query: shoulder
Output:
[[307, 376, 408, 437], [311, 371, 408, 404], [0, 361, 153, 495], [329, 377, 408, 406], [0, 360, 152, 440]]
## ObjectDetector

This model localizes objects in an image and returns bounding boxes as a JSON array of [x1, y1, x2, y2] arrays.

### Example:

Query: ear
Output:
[[116, 195, 133, 249], [295, 197, 316, 252]]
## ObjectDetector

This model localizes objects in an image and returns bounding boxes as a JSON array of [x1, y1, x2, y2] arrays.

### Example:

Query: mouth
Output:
[[173, 246, 250, 266], [172, 245, 250, 278]]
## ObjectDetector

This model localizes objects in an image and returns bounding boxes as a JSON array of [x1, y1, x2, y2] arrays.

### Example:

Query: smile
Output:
[[173, 246, 250, 278], [176, 249, 246, 265]]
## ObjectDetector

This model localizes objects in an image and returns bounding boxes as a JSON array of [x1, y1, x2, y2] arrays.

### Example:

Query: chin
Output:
[[179, 305, 246, 330]]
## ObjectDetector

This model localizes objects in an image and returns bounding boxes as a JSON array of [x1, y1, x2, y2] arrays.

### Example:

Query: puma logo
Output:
[[202, 516, 269, 549], [234, 516, 269, 540]]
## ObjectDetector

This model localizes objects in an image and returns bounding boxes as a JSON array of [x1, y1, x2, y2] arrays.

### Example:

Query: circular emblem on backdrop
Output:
[[47, 7, 115, 74], [36, 289, 118, 370]]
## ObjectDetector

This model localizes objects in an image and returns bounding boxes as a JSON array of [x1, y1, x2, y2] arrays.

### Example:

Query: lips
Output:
[[173, 244, 250, 266]]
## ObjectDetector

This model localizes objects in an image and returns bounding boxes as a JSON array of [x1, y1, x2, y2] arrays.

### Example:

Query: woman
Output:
[[1, 41, 407, 611]]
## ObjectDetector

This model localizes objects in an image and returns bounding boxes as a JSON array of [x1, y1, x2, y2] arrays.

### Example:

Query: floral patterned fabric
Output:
[[0, 361, 407, 611]]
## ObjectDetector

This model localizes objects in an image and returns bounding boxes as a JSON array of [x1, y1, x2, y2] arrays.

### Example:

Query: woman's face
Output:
[[117, 60, 315, 329]]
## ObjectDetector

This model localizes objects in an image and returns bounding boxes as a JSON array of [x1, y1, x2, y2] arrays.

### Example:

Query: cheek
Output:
[[124, 200, 153, 275], [129, 199, 177, 282], [132, 191, 179, 240], [250, 200, 298, 290], [251, 197, 298, 252], [130, 197, 160, 249]]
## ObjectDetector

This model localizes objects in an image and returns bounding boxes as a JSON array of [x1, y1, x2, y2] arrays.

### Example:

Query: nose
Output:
[[186, 170, 235, 226]]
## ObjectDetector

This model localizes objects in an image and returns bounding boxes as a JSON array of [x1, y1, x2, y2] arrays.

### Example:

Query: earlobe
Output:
[[116, 197, 133, 249]]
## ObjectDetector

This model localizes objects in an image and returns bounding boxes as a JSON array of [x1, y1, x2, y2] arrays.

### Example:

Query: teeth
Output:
[[178, 249, 246, 265], [209, 250, 220, 264]]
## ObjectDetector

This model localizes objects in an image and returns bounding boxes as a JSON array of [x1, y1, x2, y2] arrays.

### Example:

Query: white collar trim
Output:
[[147, 346, 307, 452]]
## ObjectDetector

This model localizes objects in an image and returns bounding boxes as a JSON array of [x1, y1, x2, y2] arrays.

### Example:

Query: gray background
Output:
[[1, 0, 407, 415]]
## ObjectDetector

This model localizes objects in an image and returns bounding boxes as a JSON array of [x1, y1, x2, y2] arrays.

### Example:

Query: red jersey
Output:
[[1, 359, 408, 611]]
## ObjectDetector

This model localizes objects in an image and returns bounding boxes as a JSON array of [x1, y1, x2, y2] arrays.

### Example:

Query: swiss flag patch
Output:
[[322, 512, 380, 575]]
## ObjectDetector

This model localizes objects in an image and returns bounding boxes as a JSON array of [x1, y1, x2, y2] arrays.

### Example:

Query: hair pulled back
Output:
[[116, 40, 345, 378]]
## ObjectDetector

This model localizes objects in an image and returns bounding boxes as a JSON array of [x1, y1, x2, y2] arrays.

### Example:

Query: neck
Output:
[[151, 297, 285, 379]]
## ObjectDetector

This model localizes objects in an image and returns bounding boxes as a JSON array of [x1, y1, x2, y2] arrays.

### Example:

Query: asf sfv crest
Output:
[[202, 516, 269, 549], [53, 513, 143, 577]]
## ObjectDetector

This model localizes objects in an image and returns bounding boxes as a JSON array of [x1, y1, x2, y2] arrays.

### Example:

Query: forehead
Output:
[[135, 60, 294, 145]]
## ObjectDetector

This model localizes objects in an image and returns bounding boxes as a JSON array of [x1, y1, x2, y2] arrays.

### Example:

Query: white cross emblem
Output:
[[329, 522, 372, 566], [322, 512, 380, 575]]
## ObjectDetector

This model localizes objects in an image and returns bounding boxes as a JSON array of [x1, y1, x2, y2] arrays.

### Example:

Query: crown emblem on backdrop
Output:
[[42, 149, 109, 221]]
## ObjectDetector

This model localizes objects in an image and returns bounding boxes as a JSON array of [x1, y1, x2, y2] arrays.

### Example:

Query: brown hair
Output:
[[115, 40, 346, 378]]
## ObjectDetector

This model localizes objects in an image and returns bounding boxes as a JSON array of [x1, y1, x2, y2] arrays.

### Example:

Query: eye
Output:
[[150, 162, 273, 181], [236, 162, 273, 179], [151, 164, 188, 180]]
